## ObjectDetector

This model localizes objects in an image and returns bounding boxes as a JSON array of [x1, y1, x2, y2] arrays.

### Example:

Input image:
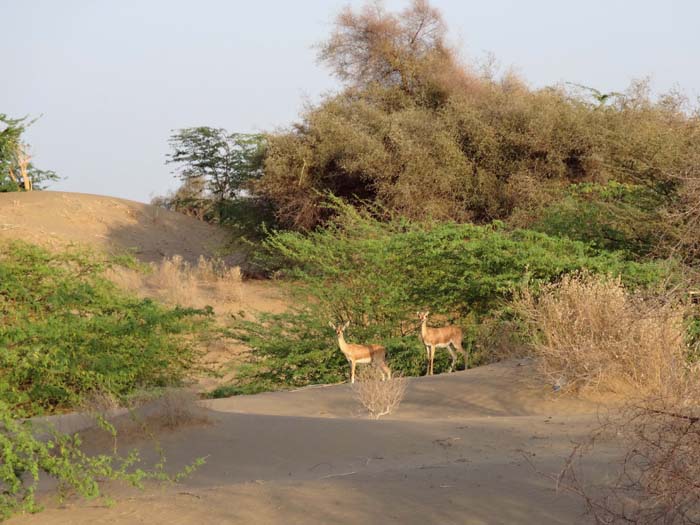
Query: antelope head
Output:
[[417, 311, 430, 322], [329, 320, 351, 337]]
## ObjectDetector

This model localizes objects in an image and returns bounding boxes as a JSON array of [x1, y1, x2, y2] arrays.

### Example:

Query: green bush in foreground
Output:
[[0, 241, 212, 418], [0, 241, 211, 520], [219, 202, 672, 393], [0, 400, 204, 520]]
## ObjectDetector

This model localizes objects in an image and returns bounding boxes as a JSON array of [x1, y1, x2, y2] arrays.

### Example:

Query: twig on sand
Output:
[[319, 471, 357, 480]]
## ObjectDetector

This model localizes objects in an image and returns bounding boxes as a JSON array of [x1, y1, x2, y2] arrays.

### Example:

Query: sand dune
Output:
[[0, 191, 232, 263]]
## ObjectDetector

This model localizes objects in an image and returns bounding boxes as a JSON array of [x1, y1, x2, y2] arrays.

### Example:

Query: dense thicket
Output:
[[256, 1, 700, 265], [215, 202, 671, 393], [0, 242, 210, 418]]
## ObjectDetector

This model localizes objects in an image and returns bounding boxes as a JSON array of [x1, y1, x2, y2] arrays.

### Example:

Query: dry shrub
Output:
[[517, 273, 689, 396], [518, 273, 700, 522], [552, 374, 700, 524], [149, 255, 198, 304], [152, 255, 242, 306], [148, 388, 209, 430], [260, 1, 700, 237], [106, 254, 242, 308], [353, 367, 407, 419], [102, 265, 144, 292]]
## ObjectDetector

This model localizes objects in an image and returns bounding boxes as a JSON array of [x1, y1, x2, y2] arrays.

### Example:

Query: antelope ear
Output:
[[343, 320, 350, 330], [329, 321, 336, 329]]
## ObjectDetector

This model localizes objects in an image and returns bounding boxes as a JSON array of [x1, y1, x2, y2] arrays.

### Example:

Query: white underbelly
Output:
[[355, 357, 372, 364]]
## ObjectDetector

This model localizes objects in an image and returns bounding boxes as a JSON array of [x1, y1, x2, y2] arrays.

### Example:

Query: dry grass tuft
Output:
[[353, 367, 407, 419], [517, 273, 690, 396], [518, 273, 700, 522], [148, 388, 210, 430], [106, 254, 242, 309]]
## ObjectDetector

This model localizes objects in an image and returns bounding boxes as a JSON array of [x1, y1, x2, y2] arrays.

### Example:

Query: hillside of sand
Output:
[[0, 191, 233, 263]]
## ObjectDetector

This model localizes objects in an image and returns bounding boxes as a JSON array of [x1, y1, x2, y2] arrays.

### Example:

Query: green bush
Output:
[[0, 241, 210, 520], [221, 202, 672, 392], [531, 182, 666, 257], [0, 241, 212, 417], [0, 400, 203, 520]]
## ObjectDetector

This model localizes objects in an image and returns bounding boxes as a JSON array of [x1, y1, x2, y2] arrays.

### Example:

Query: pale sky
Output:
[[3, 0, 699, 203]]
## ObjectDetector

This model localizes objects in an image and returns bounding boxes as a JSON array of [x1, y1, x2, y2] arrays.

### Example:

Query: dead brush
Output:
[[518, 272, 700, 523], [105, 254, 242, 308], [149, 255, 197, 305], [516, 273, 689, 396], [353, 367, 407, 419], [149, 388, 210, 430], [548, 373, 700, 525]]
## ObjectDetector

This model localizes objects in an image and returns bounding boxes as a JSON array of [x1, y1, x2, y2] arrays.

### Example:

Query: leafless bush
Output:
[[148, 255, 197, 304], [552, 384, 700, 524], [149, 388, 209, 430], [518, 273, 700, 522], [353, 367, 407, 419], [517, 273, 689, 396]]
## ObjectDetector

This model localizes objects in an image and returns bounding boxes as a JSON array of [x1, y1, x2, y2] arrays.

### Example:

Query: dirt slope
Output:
[[0, 191, 232, 263], [9, 361, 613, 525]]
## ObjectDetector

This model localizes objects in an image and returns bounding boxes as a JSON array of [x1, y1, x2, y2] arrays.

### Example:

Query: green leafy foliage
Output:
[[221, 201, 671, 392], [0, 241, 212, 417], [0, 399, 204, 520], [156, 128, 272, 237], [0, 241, 211, 520], [531, 182, 667, 257], [0, 114, 58, 192], [166, 127, 266, 201]]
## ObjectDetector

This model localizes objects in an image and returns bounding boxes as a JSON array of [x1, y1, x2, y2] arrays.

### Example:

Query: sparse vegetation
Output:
[[106, 254, 242, 308], [555, 396, 700, 525], [519, 273, 700, 522], [353, 367, 407, 419]]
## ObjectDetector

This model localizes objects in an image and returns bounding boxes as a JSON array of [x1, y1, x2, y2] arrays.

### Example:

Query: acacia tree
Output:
[[0, 114, 57, 192], [166, 127, 265, 202]]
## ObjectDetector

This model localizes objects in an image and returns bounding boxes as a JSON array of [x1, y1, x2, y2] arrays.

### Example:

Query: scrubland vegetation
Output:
[[0, 241, 211, 518], [3, 0, 700, 521]]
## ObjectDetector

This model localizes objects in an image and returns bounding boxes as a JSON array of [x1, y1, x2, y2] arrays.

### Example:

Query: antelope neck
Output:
[[337, 332, 350, 354]]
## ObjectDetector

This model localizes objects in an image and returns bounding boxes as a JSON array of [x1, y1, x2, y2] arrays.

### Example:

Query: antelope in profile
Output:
[[330, 321, 392, 384], [417, 311, 467, 375]]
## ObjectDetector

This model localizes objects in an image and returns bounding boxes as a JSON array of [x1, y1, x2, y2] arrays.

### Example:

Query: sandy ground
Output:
[[9, 361, 615, 525], [0, 191, 233, 263]]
